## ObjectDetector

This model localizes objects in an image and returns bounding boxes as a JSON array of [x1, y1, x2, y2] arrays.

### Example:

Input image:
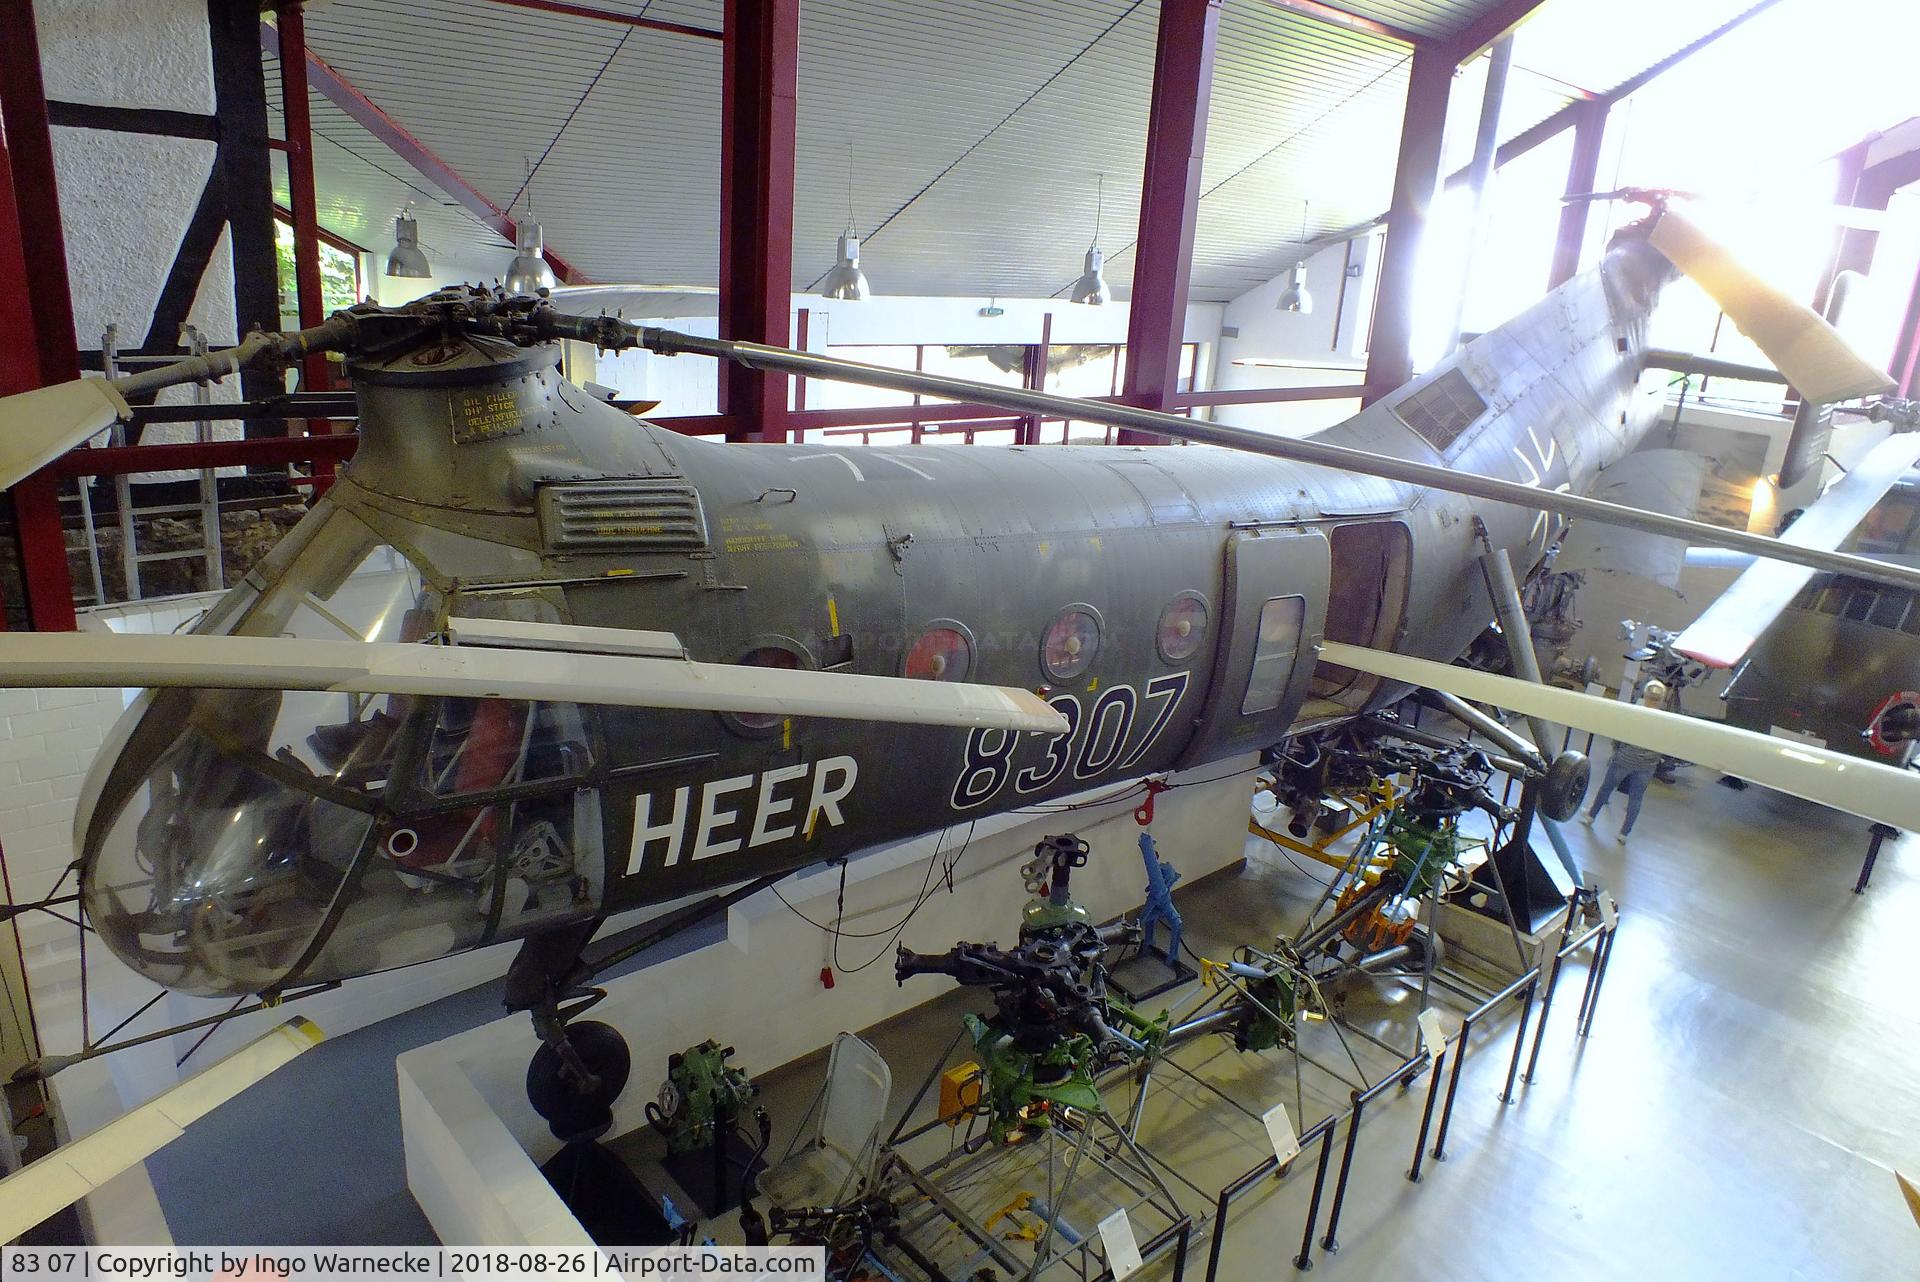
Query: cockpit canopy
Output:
[[79, 500, 608, 997]]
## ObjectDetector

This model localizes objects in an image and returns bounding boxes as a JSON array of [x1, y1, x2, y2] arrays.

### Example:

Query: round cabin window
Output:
[[1041, 606, 1102, 682], [732, 644, 803, 730], [905, 624, 975, 682], [1157, 593, 1209, 663]]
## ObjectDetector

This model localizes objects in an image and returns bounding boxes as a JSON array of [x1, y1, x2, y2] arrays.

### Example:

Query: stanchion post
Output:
[[1204, 1185, 1232, 1282], [1294, 1124, 1337, 1271], [1574, 932, 1605, 1029], [1407, 1047, 1445, 1182], [1525, 915, 1578, 1084], [1319, 1091, 1365, 1252], [1430, 1014, 1474, 1161], [1580, 925, 1618, 1038], [1498, 979, 1537, 1103]]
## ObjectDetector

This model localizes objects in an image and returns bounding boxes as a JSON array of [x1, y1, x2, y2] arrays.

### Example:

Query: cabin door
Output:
[[1177, 527, 1329, 766], [1296, 520, 1412, 725]]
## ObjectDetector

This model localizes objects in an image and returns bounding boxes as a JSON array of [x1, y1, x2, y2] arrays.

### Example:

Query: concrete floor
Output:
[[645, 762, 1920, 1281]]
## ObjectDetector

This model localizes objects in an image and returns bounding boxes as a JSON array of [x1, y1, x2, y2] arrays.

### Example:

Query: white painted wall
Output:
[[1207, 235, 1379, 438], [588, 296, 1225, 420], [363, 249, 515, 309], [399, 763, 1256, 1245]]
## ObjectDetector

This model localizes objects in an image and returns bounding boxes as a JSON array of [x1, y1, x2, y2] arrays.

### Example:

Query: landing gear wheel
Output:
[[528, 1020, 631, 1143], [1404, 922, 1443, 975], [1540, 750, 1590, 822]]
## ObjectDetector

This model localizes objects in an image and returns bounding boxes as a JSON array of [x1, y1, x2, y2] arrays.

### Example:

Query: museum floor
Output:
[[144, 757, 1920, 1277], [728, 764, 1920, 1282]]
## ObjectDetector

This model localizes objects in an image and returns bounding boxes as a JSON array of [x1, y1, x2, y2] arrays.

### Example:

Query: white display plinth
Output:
[[398, 760, 1255, 1245]]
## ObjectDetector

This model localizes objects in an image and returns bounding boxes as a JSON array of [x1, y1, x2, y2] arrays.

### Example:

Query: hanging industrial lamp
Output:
[[819, 142, 870, 300], [1069, 174, 1110, 306], [504, 159, 558, 296], [1276, 263, 1311, 314], [384, 205, 430, 278], [1276, 199, 1313, 314]]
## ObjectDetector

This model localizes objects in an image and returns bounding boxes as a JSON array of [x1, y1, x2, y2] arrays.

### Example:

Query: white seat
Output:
[[757, 1032, 891, 1209]]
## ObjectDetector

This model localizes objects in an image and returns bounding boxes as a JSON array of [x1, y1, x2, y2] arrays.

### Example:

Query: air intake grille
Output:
[[538, 481, 709, 551]]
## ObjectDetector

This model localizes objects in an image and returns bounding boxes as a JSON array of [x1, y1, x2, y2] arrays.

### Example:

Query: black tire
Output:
[[527, 1020, 631, 1142], [1540, 750, 1590, 822]]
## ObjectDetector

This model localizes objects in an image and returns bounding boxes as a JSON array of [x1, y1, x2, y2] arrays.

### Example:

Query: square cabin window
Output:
[[1243, 595, 1306, 716]]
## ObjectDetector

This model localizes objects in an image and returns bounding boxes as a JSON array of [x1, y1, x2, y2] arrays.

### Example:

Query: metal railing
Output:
[[1200, 910, 1620, 1279]]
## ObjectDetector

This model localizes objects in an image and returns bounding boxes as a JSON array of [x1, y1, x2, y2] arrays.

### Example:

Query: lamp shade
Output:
[[1277, 263, 1312, 314], [505, 219, 558, 295], [819, 233, 869, 301], [1069, 247, 1109, 306], [385, 213, 430, 278]]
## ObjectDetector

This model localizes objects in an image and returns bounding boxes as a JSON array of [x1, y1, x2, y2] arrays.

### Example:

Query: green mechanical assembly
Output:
[[1020, 833, 1096, 941], [648, 1039, 758, 1155]]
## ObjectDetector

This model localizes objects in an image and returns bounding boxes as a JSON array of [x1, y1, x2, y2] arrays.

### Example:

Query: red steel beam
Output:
[[1119, 0, 1221, 443], [788, 401, 1034, 431], [1256, 0, 1422, 46], [0, 0, 78, 631], [478, 0, 721, 41], [1172, 383, 1380, 407], [258, 19, 583, 284], [1363, 45, 1452, 400], [49, 433, 360, 479], [1893, 259, 1920, 400], [717, 0, 798, 444], [274, 2, 331, 422], [1547, 99, 1607, 289], [1020, 312, 1053, 445]]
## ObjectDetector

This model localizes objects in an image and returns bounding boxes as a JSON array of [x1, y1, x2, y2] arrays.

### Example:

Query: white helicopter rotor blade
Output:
[[1321, 640, 1920, 833], [0, 631, 1069, 735], [1676, 432, 1920, 668], [1649, 206, 1894, 405], [0, 1018, 321, 1243], [0, 379, 131, 491]]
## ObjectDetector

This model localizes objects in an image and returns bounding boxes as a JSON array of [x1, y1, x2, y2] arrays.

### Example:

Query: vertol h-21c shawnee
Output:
[[0, 201, 1910, 1096]]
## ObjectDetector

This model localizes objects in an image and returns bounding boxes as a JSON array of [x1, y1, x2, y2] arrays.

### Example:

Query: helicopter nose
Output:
[[79, 684, 607, 998], [81, 694, 380, 997]]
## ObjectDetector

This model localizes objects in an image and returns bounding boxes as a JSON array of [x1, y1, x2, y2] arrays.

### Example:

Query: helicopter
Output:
[[0, 200, 1914, 1123]]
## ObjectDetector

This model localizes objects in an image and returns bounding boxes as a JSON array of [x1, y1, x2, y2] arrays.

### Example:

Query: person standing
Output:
[[1583, 679, 1669, 841]]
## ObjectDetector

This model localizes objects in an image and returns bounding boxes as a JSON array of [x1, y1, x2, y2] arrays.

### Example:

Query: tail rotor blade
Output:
[[1648, 206, 1893, 405], [0, 380, 131, 490], [1322, 640, 1920, 833]]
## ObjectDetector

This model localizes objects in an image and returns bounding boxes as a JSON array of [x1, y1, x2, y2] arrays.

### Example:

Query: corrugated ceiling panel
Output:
[[798, 0, 1161, 300], [267, 0, 1687, 301], [1331, 0, 1500, 40], [1189, 6, 1410, 299], [263, 54, 512, 276]]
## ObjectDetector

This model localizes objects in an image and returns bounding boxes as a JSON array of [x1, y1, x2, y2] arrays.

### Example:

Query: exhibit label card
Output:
[[1097, 1209, 1145, 1280], [1263, 1101, 1300, 1166]]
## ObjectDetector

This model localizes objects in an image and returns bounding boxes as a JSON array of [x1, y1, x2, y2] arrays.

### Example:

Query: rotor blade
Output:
[[1320, 640, 1920, 832], [0, 1018, 321, 1243], [0, 317, 361, 492], [0, 632, 1069, 734], [1675, 431, 1920, 667], [611, 323, 1920, 598], [0, 380, 131, 491], [1648, 206, 1893, 404]]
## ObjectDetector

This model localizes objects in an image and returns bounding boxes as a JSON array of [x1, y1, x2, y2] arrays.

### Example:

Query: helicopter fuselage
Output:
[[74, 237, 1673, 998]]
